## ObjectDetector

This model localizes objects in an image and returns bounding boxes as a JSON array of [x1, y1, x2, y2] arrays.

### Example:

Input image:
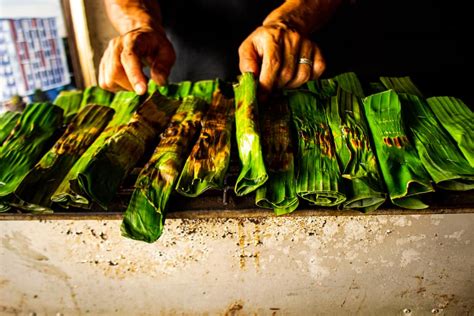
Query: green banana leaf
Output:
[[233, 72, 268, 195], [80, 86, 114, 108], [363, 90, 434, 209], [256, 96, 299, 215], [148, 80, 193, 99], [0, 111, 20, 145], [379, 76, 424, 98], [288, 91, 346, 206], [15, 105, 114, 210], [400, 94, 474, 190], [190, 80, 217, 104], [304, 78, 337, 98], [74, 92, 180, 209], [53, 90, 83, 120], [51, 91, 144, 208], [0, 103, 64, 205], [426, 97, 474, 167], [327, 87, 386, 211], [334, 72, 365, 98], [176, 83, 234, 197], [121, 96, 207, 242]]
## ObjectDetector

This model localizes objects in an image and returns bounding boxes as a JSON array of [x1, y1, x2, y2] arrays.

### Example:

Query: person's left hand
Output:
[[239, 22, 325, 96]]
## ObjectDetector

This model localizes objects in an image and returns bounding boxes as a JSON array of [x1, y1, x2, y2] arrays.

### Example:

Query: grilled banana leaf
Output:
[[400, 94, 474, 189], [51, 91, 143, 208], [233, 72, 268, 195], [148, 80, 193, 99], [53, 90, 83, 120], [0, 103, 63, 205], [121, 96, 207, 242], [75, 92, 180, 209], [80, 86, 114, 108], [176, 84, 234, 196], [426, 97, 474, 167], [256, 96, 298, 215], [363, 90, 434, 209], [327, 87, 386, 211], [288, 91, 346, 206], [15, 105, 114, 210], [0, 111, 20, 145]]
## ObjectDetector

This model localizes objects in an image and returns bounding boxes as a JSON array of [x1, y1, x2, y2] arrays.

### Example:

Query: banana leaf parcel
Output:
[[288, 91, 346, 206], [304, 78, 337, 98], [0, 111, 20, 145], [148, 80, 193, 99], [121, 96, 207, 242], [15, 105, 114, 210], [327, 87, 386, 211], [233, 72, 268, 195], [401, 94, 474, 190], [73, 92, 180, 209], [256, 96, 299, 215], [51, 91, 144, 208], [0, 103, 63, 208], [426, 97, 474, 167], [363, 90, 434, 209], [379, 76, 424, 98], [176, 83, 234, 197], [80, 86, 114, 108], [53, 90, 83, 120]]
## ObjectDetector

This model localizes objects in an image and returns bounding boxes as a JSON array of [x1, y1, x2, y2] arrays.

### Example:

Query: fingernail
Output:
[[134, 83, 146, 95]]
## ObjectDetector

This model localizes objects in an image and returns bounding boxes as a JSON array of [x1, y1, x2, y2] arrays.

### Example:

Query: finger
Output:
[[120, 37, 148, 95], [285, 40, 314, 89], [258, 39, 282, 96], [276, 32, 301, 88], [311, 44, 326, 79], [149, 39, 176, 86], [104, 40, 134, 92], [238, 40, 260, 76]]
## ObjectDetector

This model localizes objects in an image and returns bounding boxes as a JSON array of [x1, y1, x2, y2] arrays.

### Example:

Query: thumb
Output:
[[238, 40, 260, 76]]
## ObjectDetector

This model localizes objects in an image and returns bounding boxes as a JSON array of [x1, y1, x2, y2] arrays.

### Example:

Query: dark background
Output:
[[161, 0, 473, 103]]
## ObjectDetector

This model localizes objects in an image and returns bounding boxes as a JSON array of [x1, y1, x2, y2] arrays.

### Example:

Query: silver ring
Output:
[[298, 57, 313, 67]]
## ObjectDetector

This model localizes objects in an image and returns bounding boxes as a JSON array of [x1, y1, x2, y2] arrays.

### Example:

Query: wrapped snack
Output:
[[53, 90, 83, 120], [0, 111, 20, 145]]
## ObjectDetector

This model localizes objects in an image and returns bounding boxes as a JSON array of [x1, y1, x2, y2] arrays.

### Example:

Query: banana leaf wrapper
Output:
[[121, 96, 207, 242], [148, 80, 193, 99], [233, 72, 268, 195], [256, 96, 298, 215], [401, 94, 474, 190], [426, 97, 474, 167], [51, 91, 143, 208], [0, 103, 64, 205], [379, 76, 424, 98], [80, 86, 114, 108], [0, 111, 20, 146], [190, 80, 217, 104], [363, 90, 434, 209], [327, 87, 386, 212], [73, 93, 180, 209], [333, 72, 365, 98], [53, 90, 83, 121], [304, 78, 337, 98], [14, 105, 114, 210], [176, 85, 234, 197], [288, 91, 346, 206]]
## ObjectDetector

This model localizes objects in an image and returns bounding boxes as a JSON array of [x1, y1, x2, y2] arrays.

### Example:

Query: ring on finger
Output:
[[298, 57, 313, 67]]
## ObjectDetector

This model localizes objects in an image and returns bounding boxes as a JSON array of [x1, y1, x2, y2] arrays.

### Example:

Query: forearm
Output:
[[104, 0, 162, 34], [263, 0, 343, 35]]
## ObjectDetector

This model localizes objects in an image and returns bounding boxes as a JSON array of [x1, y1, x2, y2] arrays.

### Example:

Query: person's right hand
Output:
[[99, 26, 175, 95]]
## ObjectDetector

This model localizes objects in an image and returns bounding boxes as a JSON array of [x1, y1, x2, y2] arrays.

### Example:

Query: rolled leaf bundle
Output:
[[327, 87, 386, 211], [304, 78, 337, 98], [256, 96, 298, 215], [400, 94, 474, 190], [148, 80, 193, 99], [53, 90, 83, 120], [176, 84, 234, 197], [233, 72, 268, 195], [379, 76, 424, 98], [15, 105, 114, 209], [363, 90, 434, 209], [334, 72, 365, 98], [80, 86, 114, 108], [190, 80, 217, 104], [0, 103, 63, 202], [426, 97, 474, 167], [121, 96, 207, 242], [0, 111, 20, 145], [288, 91, 346, 206], [73, 92, 180, 209]]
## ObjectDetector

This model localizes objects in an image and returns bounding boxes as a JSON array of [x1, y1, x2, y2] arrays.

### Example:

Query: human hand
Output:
[[99, 26, 175, 95], [239, 23, 325, 97]]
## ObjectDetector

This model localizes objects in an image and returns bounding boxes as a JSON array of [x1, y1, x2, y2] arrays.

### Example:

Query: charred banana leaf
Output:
[[233, 72, 268, 195], [256, 96, 298, 215], [176, 84, 234, 197], [75, 93, 180, 209], [288, 91, 346, 206], [0, 103, 63, 205], [363, 90, 434, 209], [327, 87, 386, 212], [15, 105, 114, 210], [53, 90, 83, 120], [121, 96, 207, 242], [426, 97, 474, 167], [401, 94, 474, 190], [51, 91, 143, 208], [0, 111, 20, 145]]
